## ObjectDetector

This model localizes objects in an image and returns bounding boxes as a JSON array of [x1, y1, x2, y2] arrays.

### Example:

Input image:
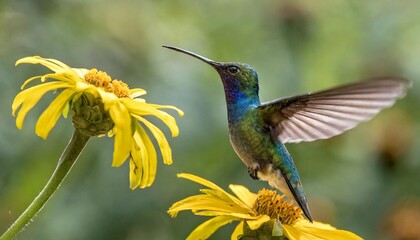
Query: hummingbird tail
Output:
[[283, 172, 313, 222], [258, 166, 313, 222]]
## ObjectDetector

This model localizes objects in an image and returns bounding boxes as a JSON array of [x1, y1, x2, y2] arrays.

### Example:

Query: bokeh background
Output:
[[1, 1, 419, 239]]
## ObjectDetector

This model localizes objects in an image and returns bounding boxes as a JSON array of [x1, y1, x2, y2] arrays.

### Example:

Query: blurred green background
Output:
[[1, 0, 419, 239]]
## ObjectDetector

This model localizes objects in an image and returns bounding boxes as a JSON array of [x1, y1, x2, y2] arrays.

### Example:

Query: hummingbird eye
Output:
[[227, 66, 239, 74]]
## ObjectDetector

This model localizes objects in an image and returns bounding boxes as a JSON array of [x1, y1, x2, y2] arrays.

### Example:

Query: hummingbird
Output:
[[163, 45, 411, 222]]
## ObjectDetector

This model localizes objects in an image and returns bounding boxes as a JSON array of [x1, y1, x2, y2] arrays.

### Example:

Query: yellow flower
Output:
[[168, 173, 363, 240], [12, 56, 184, 189]]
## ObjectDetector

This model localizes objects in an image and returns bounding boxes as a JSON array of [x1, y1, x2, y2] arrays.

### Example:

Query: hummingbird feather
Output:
[[258, 78, 411, 143]]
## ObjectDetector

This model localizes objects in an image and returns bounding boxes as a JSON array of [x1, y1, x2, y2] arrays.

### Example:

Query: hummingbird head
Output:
[[163, 46, 260, 105]]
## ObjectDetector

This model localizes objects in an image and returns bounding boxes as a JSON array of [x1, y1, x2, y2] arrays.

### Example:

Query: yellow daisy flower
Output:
[[12, 56, 183, 189], [168, 173, 363, 240]]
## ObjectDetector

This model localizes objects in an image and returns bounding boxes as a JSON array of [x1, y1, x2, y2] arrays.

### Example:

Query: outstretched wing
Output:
[[258, 78, 411, 143]]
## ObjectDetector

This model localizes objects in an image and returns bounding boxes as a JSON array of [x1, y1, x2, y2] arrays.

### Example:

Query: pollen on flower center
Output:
[[252, 189, 303, 225], [84, 69, 130, 98]]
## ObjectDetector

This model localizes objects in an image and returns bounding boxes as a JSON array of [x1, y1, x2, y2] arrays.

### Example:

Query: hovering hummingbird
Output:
[[163, 45, 410, 222]]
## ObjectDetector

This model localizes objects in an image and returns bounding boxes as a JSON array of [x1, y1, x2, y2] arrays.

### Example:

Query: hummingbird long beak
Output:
[[162, 45, 220, 67]]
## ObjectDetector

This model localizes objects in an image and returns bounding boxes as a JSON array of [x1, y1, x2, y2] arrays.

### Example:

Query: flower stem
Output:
[[0, 129, 90, 240]]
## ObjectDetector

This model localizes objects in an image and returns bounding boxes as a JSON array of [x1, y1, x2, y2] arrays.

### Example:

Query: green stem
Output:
[[0, 129, 90, 240]]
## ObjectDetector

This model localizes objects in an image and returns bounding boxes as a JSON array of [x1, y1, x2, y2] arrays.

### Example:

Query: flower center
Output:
[[84, 69, 130, 98], [252, 189, 303, 225]]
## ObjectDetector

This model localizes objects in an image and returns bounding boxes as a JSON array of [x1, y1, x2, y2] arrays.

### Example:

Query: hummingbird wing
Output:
[[258, 78, 411, 143]]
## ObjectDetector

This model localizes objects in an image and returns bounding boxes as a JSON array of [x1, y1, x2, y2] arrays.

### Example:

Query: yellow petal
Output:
[[195, 211, 259, 220], [177, 173, 237, 198], [130, 88, 147, 98], [231, 221, 244, 240], [75, 81, 100, 97], [283, 220, 363, 240], [135, 124, 157, 188], [131, 98, 146, 103], [109, 101, 132, 167], [12, 81, 72, 129], [149, 103, 184, 117], [45, 58, 79, 72], [35, 89, 75, 139], [39, 72, 80, 85], [130, 125, 154, 189], [20, 75, 44, 89], [123, 99, 181, 137], [186, 215, 237, 240], [16, 56, 75, 74], [62, 100, 70, 118], [136, 116, 173, 165], [200, 188, 253, 213], [169, 195, 234, 213], [168, 195, 251, 218], [246, 215, 271, 230], [176, 173, 251, 209], [72, 68, 89, 78], [129, 157, 142, 189], [130, 130, 146, 189], [298, 221, 336, 230], [229, 184, 257, 209]]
